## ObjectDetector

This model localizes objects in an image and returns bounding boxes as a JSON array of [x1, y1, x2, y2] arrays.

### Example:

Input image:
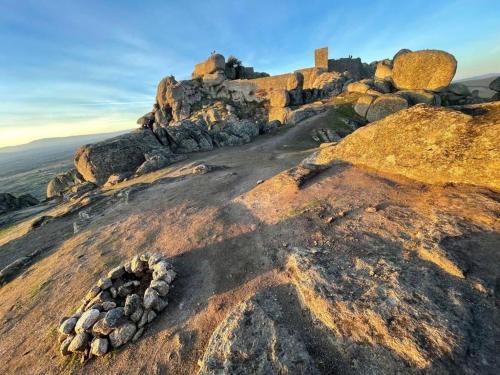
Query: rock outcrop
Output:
[[392, 50, 457, 91], [0, 193, 39, 215], [198, 296, 319, 374], [47, 169, 85, 198], [313, 102, 500, 190], [348, 49, 491, 122], [489, 76, 500, 100], [74, 129, 178, 185]]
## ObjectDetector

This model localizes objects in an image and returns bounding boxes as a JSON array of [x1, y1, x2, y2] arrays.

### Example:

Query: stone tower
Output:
[[315, 47, 329, 69]]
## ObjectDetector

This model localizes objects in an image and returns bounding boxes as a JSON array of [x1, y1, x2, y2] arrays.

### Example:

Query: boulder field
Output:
[[45, 48, 499, 201]]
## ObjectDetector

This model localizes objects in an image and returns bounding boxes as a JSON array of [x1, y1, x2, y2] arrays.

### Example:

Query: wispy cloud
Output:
[[0, 0, 499, 147]]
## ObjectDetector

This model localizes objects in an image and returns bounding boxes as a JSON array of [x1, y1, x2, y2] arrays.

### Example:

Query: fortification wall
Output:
[[241, 73, 296, 93], [328, 57, 367, 80]]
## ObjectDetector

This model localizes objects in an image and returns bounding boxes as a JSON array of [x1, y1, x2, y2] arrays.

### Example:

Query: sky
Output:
[[0, 0, 499, 148]]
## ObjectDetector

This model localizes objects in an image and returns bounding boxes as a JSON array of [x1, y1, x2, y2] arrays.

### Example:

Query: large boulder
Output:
[[366, 94, 408, 122], [395, 90, 439, 105], [313, 102, 500, 190], [47, 169, 85, 198], [374, 61, 392, 81], [0, 193, 39, 214], [392, 50, 457, 91], [354, 94, 376, 117], [74, 129, 168, 185], [347, 81, 370, 94], [311, 71, 345, 97], [488, 76, 500, 92], [448, 83, 471, 96]]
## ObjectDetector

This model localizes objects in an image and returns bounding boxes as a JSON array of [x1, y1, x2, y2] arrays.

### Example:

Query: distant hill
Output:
[[0, 130, 131, 177], [455, 73, 499, 98], [454, 73, 499, 82]]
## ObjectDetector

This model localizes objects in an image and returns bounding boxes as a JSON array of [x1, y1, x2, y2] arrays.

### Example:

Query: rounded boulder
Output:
[[366, 94, 408, 122], [392, 50, 457, 91]]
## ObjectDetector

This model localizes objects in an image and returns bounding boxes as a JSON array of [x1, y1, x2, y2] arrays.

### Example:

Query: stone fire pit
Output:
[[57, 252, 176, 359]]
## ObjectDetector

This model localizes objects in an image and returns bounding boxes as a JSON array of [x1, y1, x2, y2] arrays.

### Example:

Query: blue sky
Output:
[[0, 0, 499, 147]]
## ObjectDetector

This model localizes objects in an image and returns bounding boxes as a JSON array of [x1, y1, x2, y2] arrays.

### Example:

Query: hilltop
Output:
[[0, 48, 498, 375]]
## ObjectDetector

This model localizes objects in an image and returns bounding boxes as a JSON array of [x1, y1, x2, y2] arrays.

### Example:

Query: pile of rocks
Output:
[[0, 192, 39, 215], [58, 252, 175, 360], [349, 49, 488, 122]]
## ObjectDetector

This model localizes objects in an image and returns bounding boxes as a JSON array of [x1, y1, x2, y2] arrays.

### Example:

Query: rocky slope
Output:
[[0, 97, 498, 374]]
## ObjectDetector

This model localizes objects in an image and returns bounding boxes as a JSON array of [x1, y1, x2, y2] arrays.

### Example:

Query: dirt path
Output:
[[0, 107, 498, 374]]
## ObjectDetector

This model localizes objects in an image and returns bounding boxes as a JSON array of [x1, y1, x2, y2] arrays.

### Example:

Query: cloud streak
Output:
[[0, 0, 499, 147]]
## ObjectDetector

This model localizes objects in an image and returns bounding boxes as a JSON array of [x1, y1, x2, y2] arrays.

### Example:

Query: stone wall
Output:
[[240, 73, 297, 93], [328, 57, 369, 80], [297, 68, 323, 89]]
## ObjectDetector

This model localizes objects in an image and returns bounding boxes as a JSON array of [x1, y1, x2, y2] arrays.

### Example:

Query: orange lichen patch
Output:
[[416, 247, 464, 278]]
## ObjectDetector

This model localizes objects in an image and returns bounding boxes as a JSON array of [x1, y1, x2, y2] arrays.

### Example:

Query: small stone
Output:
[[163, 269, 176, 284], [138, 309, 149, 328], [139, 253, 152, 262], [68, 332, 90, 353], [88, 303, 103, 312], [60, 335, 74, 356], [256, 179, 264, 185], [85, 285, 101, 301], [110, 287, 118, 299], [147, 310, 157, 323], [90, 337, 108, 356], [124, 262, 132, 273], [124, 294, 141, 316], [154, 297, 168, 312], [148, 253, 164, 269], [102, 301, 117, 311], [131, 255, 145, 273], [75, 303, 86, 316], [59, 317, 78, 335], [75, 309, 100, 333], [97, 277, 112, 290], [143, 288, 160, 310], [132, 327, 144, 342], [109, 323, 137, 348], [103, 307, 125, 328], [118, 281, 140, 297], [365, 206, 377, 213], [58, 333, 69, 343], [152, 262, 173, 281], [326, 216, 334, 224], [92, 319, 113, 336], [130, 306, 144, 323], [88, 290, 112, 305], [108, 266, 125, 279], [150, 280, 169, 297]]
